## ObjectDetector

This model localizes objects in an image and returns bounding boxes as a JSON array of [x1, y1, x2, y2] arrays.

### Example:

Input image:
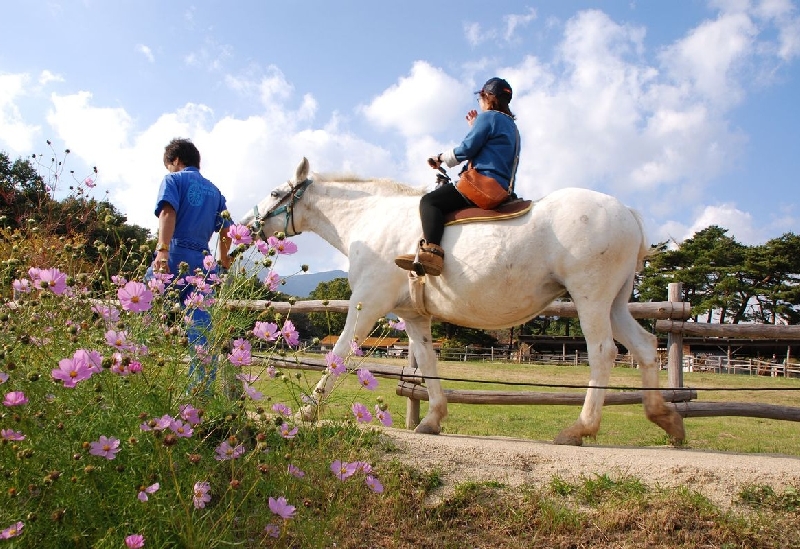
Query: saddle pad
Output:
[[445, 199, 533, 226]]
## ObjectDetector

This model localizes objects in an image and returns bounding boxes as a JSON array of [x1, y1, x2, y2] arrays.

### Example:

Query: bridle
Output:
[[253, 178, 313, 238]]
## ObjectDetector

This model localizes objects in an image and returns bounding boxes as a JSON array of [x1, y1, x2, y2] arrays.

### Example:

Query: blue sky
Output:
[[1, 0, 799, 275]]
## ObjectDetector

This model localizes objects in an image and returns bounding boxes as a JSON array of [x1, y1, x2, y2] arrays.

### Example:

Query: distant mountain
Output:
[[276, 270, 347, 298]]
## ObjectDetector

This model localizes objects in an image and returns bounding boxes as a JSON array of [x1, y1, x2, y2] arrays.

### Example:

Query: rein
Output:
[[254, 178, 313, 237]]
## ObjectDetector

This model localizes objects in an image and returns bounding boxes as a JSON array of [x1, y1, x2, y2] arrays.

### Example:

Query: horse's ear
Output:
[[295, 157, 310, 182]]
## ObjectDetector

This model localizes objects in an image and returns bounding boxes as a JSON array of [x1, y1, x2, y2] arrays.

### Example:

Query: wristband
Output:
[[156, 244, 169, 252]]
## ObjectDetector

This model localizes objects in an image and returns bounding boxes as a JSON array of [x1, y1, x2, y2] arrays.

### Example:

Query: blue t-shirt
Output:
[[453, 110, 519, 190], [154, 167, 231, 251]]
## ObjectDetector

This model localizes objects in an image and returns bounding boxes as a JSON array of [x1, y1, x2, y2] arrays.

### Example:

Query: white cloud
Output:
[[683, 203, 761, 244], [136, 44, 155, 63], [0, 73, 40, 153], [463, 21, 486, 47], [360, 61, 467, 138], [504, 7, 537, 42], [38, 70, 63, 86]]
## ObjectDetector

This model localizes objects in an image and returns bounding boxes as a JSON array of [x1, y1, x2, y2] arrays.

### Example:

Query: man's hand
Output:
[[154, 250, 170, 273]]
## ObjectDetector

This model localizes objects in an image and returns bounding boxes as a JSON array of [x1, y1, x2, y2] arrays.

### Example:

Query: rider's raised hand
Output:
[[466, 109, 478, 126], [427, 154, 443, 169]]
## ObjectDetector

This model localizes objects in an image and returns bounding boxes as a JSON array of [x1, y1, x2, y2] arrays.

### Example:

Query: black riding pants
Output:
[[419, 183, 471, 246]]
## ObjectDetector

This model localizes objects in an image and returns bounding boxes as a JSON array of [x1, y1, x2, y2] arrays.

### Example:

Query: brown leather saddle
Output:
[[444, 198, 533, 226]]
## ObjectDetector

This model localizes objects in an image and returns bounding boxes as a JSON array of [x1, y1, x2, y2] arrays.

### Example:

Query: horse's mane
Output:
[[313, 172, 426, 197]]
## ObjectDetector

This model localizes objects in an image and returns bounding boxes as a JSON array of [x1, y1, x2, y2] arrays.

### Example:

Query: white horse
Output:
[[241, 158, 685, 446]]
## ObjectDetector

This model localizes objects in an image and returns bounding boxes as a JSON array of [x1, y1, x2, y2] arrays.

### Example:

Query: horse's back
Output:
[[418, 187, 645, 327]]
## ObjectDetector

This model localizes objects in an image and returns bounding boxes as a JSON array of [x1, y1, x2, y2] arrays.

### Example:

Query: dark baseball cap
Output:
[[476, 77, 512, 101]]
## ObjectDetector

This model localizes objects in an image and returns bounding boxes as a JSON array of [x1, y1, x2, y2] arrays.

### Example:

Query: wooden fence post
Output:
[[667, 282, 684, 388]]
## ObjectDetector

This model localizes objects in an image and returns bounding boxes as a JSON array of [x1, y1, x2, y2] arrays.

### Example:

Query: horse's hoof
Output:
[[414, 422, 441, 435], [669, 436, 687, 448], [296, 405, 318, 422], [553, 430, 584, 446]]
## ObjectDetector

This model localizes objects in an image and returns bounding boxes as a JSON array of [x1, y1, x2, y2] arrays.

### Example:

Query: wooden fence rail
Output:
[[234, 287, 800, 428]]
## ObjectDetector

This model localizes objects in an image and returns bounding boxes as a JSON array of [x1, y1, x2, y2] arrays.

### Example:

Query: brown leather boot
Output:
[[394, 240, 445, 276]]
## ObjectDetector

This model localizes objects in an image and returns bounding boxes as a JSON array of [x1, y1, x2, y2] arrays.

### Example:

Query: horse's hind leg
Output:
[[610, 284, 685, 445], [554, 301, 616, 446]]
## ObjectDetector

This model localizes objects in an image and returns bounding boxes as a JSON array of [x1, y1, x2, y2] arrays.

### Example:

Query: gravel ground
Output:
[[379, 427, 800, 508]]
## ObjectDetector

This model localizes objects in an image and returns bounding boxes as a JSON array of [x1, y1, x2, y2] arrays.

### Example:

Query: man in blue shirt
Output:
[[152, 138, 232, 391]]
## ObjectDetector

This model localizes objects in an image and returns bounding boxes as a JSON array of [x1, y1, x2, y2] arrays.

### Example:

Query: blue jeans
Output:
[[145, 245, 217, 392]]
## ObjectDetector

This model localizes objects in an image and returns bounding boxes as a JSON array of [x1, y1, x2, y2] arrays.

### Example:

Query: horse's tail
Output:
[[629, 208, 651, 272]]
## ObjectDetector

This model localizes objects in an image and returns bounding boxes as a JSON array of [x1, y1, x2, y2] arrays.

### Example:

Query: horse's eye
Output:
[[270, 190, 279, 198]]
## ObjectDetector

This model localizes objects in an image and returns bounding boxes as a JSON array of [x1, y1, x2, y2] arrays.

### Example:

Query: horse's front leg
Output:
[[298, 301, 383, 421], [403, 316, 445, 434]]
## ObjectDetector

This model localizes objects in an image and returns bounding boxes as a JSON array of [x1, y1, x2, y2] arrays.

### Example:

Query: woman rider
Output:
[[394, 77, 519, 276]]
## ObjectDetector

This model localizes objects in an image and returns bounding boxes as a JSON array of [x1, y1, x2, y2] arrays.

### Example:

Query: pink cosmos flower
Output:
[[147, 277, 166, 295], [52, 356, 93, 388], [325, 351, 346, 376], [268, 496, 296, 520], [388, 318, 406, 331], [91, 303, 120, 324], [193, 481, 211, 509], [105, 329, 132, 351], [140, 414, 174, 432], [11, 279, 31, 294], [228, 224, 253, 246], [1, 429, 25, 441], [124, 534, 144, 548], [89, 436, 120, 460], [111, 275, 127, 286], [281, 319, 299, 347], [0, 372, 7, 383], [255, 239, 270, 255], [169, 419, 193, 438], [36, 267, 68, 294], [0, 521, 24, 539], [73, 349, 103, 373], [351, 402, 373, 423], [235, 338, 251, 352], [179, 404, 202, 425], [267, 235, 298, 255], [214, 441, 245, 461], [365, 475, 384, 493], [264, 523, 280, 538], [253, 321, 279, 341], [137, 483, 160, 502], [243, 383, 264, 401], [83, 177, 96, 188], [350, 340, 364, 357], [3, 391, 28, 406], [263, 271, 280, 291], [202, 254, 217, 271], [352, 461, 373, 474], [375, 406, 393, 427], [271, 403, 292, 417], [287, 464, 305, 478], [118, 281, 153, 312], [330, 460, 358, 481], [227, 347, 252, 366], [184, 291, 213, 311], [357, 368, 378, 390], [279, 423, 298, 439], [235, 373, 259, 383]]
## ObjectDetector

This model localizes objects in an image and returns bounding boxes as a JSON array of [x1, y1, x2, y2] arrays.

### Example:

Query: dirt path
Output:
[[379, 427, 800, 508]]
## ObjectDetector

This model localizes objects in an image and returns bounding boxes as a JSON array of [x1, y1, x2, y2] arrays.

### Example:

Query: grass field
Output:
[[270, 356, 800, 456]]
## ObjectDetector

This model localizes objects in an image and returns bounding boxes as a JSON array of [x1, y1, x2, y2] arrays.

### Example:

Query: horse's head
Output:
[[241, 157, 312, 238]]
